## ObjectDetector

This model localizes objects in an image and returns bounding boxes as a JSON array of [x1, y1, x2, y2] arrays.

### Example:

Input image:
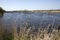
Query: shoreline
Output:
[[5, 10, 60, 13]]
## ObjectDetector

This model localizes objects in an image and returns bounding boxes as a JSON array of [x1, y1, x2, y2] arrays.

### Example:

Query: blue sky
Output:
[[0, 0, 60, 11]]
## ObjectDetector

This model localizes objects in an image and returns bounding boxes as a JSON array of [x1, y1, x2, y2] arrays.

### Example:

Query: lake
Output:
[[0, 12, 60, 30]]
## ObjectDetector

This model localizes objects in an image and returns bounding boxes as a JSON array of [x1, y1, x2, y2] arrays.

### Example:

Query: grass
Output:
[[0, 22, 60, 40]]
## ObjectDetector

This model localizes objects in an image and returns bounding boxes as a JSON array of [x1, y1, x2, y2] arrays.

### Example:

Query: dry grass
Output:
[[0, 22, 60, 40], [12, 23, 60, 40]]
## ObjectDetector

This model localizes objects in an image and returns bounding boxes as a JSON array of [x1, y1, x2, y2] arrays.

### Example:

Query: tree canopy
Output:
[[0, 7, 5, 16], [0, 7, 5, 13]]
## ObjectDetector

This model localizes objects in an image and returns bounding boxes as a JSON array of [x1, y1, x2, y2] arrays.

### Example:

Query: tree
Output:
[[0, 7, 5, 16]]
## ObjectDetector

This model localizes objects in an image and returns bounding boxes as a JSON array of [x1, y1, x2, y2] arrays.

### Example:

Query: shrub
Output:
[[0, 7, 5, 16]]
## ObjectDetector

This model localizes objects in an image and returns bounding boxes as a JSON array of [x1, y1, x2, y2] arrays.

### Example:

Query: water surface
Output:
[[0, 12, 60, 29]]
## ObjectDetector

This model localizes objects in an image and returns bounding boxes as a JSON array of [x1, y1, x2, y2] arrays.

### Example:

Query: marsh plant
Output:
[[0, 22, 60, 40]]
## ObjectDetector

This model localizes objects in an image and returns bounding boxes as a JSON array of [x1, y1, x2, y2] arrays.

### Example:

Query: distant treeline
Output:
[[6, 9, 60, 13], [1, 9, 35, 13], [33, 9, 60, 12], [0, 7, 60, 13]]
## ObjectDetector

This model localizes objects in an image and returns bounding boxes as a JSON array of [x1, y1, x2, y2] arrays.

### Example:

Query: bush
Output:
[[0, 7, 5, 16]]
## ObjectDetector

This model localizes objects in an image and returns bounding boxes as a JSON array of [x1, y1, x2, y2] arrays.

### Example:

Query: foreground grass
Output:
[[0, 23, 60, 40]]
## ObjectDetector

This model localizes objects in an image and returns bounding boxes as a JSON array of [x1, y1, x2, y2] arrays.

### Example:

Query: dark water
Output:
[[0, 12, 60, 29]]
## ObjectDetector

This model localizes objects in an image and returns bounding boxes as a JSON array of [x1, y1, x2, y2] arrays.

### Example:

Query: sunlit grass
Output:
[[0, 22, 60, 40]]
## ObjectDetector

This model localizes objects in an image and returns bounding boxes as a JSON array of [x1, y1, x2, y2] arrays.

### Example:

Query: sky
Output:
[[0, 0, 60, 11]]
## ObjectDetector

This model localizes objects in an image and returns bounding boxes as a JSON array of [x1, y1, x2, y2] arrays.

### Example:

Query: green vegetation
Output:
[[0, 7, 5, 16]]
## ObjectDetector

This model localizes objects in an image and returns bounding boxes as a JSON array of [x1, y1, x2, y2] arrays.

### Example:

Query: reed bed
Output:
[[0, 22, 60, 40]]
